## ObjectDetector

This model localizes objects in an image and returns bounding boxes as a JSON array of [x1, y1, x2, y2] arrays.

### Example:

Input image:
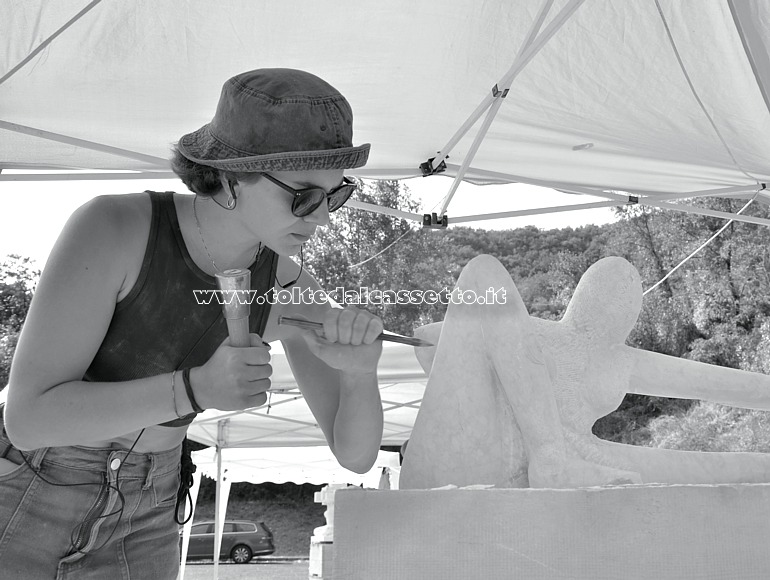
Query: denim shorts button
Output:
[[110, 458, 121, 471]]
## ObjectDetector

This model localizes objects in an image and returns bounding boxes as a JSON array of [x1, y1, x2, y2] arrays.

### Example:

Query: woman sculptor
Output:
[[0, 69, 383, 578]]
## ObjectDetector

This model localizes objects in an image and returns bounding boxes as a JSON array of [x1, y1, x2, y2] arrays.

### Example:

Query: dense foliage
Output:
[[0, 255, 39, 388], [304, 182, 770, 449]]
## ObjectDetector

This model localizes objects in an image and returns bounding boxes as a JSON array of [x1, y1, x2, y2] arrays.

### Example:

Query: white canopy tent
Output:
[[3, 0, 770, 226], [5, 1, 770, 575]]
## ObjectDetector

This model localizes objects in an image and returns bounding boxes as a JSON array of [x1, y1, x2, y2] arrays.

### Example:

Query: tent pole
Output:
[[728, 0, 770, 120], [433, 164, 766, 203], [213, 467, 232, 576], [431, 0, 554, 169], [436, 163, 752, 196], [436, 0, 554, 214], [347, 200, 423, 221], [554, 183, 764, 205], [437, 96, 507, 217], [429, 0, 585, 177], [637, 198, 770, 228], [0, 172, 178, 182], [344, 183, 768, 227], [213, 419, 229, 579], [560, 185, 770, 228], [450, 200, 622, 223], [213, 447, 222, 580], [191, 406, 332, 435], [620, 184, 764, 203], [0, 0, 104, 86], [0, 120, 170, 167], [552, 184, 770, 227]]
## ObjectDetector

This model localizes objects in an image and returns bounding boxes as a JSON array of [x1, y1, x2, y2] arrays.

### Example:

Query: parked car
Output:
[[181, 520, 275, 564]]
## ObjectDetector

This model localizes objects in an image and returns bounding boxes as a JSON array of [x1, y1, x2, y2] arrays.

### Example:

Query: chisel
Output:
[[278, 316, 434, 347]]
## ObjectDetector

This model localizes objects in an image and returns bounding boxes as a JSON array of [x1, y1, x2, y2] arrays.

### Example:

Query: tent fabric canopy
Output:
[[3, 0, 770, 213], [5, 0, 770, 472], [3, 0, 770, 472], [7, 4, 770, 568]]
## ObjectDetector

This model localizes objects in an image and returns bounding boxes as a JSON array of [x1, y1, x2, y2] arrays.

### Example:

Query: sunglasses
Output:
[[261, 173, 357, 217]]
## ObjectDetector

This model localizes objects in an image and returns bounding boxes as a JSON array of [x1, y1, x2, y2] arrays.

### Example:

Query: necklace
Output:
[[193, 195, 221, 273], [193, 195, 261, 274]]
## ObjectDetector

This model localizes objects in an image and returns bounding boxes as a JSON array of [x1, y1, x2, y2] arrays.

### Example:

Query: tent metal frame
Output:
[[9, 4, 770, 576], [0, 120, 169, 168], [4, 0, 765, 234], [0, 171, 178, 181], [0, 0, 104, 86], [2, 0, 768, 233], [432, 0, 584, 216], [190, 381, 425, 449]]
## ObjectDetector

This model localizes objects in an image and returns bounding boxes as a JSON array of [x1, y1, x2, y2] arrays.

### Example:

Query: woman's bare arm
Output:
[[268, 258, 384, 473], [4, 196, 193, 449]]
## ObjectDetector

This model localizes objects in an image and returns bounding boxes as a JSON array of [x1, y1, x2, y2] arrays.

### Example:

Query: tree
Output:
[[305, 180, 455, 334], [0, 255, 40, 389]]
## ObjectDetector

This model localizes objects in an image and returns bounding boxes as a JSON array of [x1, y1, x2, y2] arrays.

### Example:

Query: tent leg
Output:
[[213, 447, 232, 578], [213, 448, 221, 579]]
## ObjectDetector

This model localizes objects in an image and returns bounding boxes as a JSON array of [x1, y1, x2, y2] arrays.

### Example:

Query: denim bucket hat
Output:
[[177, 68, 370, 172]]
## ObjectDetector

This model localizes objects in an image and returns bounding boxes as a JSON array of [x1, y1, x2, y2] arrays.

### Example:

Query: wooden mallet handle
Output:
[[215, 268, 251, 348]]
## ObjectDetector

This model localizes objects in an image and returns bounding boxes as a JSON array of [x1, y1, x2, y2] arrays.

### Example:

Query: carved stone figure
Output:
[[400, 255, 770, 489]]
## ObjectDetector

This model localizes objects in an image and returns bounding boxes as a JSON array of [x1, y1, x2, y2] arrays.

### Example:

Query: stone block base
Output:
[[332, 485, 770, 579]]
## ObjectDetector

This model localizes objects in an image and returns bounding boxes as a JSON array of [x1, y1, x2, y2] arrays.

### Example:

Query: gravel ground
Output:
[[180, 560, 310, 580]]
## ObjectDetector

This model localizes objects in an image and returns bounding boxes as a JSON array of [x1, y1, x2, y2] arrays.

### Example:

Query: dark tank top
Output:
[[83, 191, 279, 427]]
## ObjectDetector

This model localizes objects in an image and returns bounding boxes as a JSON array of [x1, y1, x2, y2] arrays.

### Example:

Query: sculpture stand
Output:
[[326, 255, 770, 578], [309, 484, 349, 580], [331, 485, 770, 580]]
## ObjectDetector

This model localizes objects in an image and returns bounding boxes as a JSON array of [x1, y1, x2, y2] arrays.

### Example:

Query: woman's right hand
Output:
[[189, 334, 272, 411]]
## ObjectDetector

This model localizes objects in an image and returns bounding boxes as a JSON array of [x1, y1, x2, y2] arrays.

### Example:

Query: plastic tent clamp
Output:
[[3, 0, 770, 227]]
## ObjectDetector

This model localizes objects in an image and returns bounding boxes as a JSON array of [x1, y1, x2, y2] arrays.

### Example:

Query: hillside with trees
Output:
[[304, 181, 770, 449], [0, 255, 38, 389]]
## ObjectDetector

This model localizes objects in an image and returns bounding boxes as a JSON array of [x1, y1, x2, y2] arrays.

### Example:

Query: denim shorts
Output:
[[0, 409, 182, 579]]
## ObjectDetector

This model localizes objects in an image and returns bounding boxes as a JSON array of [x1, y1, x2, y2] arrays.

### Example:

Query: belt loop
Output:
[[29, 446, 49, 470]]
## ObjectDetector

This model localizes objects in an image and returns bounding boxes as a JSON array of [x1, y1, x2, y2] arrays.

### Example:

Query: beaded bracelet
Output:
[[182, 368, 205, 414]]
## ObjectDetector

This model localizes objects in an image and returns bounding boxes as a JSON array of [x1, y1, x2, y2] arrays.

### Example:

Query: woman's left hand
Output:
[[301, 307, 383, 373]]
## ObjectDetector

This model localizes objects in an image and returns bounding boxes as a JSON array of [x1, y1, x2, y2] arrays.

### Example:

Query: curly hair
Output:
[[170, 146, 260, 196]]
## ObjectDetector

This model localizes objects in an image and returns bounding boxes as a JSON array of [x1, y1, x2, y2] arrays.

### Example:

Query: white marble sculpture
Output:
[[400, 255, 770, 489]]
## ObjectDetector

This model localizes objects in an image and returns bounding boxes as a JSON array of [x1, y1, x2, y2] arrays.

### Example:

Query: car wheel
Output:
[[231, 544, 253, 564]]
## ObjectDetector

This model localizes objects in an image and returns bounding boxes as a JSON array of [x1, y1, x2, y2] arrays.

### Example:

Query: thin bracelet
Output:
[[171, 370, 183, 418], [182, 368, 204, 413]]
